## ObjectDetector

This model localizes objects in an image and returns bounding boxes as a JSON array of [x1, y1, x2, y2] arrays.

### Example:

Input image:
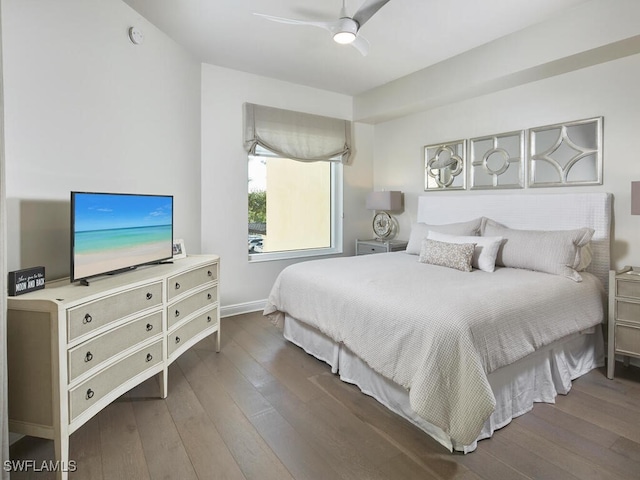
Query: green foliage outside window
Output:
[[248, 190, 266, 223]]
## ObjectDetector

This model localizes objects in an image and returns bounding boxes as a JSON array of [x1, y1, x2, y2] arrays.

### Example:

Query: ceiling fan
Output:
[[254, 0, 391, 56]]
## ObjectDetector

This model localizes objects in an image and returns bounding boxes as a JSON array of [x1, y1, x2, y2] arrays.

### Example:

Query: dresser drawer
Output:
[[357, 243, 387, 255], [67, 282, 163, 342], [615, 323, 640, 357], [615, 300, 640, 327], [616, 278, 640, 300], [167, 285, 217, 329], [68, 311, 162, 383], [68, 340, 162, 421], [168, 307, 218, 358], [167, 264, 217, 301]]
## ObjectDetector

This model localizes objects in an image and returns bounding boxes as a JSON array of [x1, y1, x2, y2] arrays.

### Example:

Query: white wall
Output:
[[355, 0, 640, 123], [14, 0, 636, 311], [366, 47, 640, 269], [201, 64, 373, 311], [2, 0, 202, 279]]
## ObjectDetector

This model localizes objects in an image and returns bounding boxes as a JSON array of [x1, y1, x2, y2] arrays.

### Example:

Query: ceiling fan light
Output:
[[333, 31, 356, 44], [333, 17, 358, 44]]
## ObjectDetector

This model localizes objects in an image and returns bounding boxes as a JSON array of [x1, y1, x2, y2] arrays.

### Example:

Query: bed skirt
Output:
[[283, 314, 605, 453]]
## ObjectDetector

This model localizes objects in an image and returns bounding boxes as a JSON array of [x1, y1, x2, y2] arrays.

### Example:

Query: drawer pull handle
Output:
[[84, 351, 93, 362], [146, 292, 153, 300], [207, 293, 212, 300], [146, 353, 153, 362], [207, 316, 212, 323], [175, 310, 180, 318], [207, 270, 213, 277], [175, 336, 181, 344], [83, 314, 92, 324], [146, 323, 153, 332], [86, 389, 94, 400], [175, 282, 181, 290]]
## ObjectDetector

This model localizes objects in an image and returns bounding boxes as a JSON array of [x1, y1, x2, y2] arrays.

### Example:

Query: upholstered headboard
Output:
[[417, 193, 612, 288]]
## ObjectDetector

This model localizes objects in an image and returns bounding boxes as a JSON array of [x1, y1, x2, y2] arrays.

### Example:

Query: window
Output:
[[243, 103, 350, 261], [248, 147, 343, 261]]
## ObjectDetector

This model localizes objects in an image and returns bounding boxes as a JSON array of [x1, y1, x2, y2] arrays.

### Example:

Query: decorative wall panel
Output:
[[528, 117, 603, 187], [424, 140, 466, 191], [469, 131, 524, 190]]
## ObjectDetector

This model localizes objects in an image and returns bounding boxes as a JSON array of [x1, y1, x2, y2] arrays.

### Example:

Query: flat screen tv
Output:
[[71, 191, 174, 284]]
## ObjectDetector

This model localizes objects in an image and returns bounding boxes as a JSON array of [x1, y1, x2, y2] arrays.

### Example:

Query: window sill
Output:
[[248, 246, 343, 263]]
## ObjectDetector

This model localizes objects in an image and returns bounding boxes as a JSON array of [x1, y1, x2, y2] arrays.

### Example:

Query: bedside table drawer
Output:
[[615, 300, 640, 327], [615, 323, 640, 356], [616, 279, 640, 299], [357, 243, 388, 255]]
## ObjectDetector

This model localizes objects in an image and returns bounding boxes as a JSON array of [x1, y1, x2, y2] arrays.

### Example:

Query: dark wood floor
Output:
[[9, 312, 640, 479]]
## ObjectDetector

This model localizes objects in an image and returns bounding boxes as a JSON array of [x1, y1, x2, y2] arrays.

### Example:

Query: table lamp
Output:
[[366, 190, 402, 239]]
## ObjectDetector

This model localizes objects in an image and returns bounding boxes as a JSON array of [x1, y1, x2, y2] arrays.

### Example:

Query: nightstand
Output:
[[356, 239, 408, 256], [608, 267, 640, 379]]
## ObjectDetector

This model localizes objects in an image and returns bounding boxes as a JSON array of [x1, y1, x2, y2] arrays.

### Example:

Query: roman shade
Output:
[[243, 103, 351, 163]]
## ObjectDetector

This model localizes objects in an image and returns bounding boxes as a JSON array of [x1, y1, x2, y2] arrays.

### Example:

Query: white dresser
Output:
[[7, 255, 220, 479]]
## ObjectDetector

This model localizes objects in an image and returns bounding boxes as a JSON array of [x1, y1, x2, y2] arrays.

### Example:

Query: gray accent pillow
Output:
[[427, 231, 503, 272], [418, 238, 476, 272], [482, 219, 595, 282], [406, 218, 483, 255]]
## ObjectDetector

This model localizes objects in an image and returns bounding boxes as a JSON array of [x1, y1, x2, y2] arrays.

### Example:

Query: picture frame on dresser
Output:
[[172, 238, 186, 259]]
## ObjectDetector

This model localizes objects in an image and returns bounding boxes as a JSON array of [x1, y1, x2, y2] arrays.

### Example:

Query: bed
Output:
[[264, 192, 611, 453]]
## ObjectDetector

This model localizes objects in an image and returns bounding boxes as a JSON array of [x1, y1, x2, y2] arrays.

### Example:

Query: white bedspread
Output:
[[264, 252, 605, 446]]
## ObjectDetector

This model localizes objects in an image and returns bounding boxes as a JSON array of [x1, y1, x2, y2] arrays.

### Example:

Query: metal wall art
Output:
[[528, 117, 603, 187], [423, 117, 603, 192], [424, 140, 466, 191], [469, 131, 524, 190]]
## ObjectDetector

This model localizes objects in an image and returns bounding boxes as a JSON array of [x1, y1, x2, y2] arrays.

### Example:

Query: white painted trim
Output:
[[221, 300, 267, 318], [613, 354, 640, 370]]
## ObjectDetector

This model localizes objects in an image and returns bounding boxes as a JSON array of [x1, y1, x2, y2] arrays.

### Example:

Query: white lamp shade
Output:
[[366, 191, 402, 211], [632, 181, 640, 215]]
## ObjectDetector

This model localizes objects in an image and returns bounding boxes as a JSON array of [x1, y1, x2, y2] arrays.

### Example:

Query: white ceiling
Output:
[[122, 0, 590, 96]]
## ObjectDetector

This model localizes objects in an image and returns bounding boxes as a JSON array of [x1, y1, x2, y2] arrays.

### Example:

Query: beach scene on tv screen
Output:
[[73, 193, 173, 280]]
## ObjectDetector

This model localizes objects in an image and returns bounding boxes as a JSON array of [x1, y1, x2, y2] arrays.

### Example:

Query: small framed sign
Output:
[[173, 239, 186, 259], [8, 266, 45, 296]]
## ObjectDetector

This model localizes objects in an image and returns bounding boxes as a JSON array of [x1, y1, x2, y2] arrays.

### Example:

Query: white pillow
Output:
[[482, 219, 595, 282], [406, 218, 483, 255], [427, 231, 503, 272], [418, 238, 476, 272]]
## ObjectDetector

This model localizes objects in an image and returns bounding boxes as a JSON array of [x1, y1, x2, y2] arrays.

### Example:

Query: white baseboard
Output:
[[220, 299, 267, 318], [615, 354, 640, 369]]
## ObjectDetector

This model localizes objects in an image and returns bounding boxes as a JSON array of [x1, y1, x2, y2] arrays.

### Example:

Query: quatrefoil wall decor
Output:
[[424, 140, 466, 191]]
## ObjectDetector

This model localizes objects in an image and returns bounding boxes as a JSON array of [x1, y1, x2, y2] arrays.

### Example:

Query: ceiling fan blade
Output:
[[352, 0, 391, 27], [349, 35, 370, 56], [254, 13, 338, 33]]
